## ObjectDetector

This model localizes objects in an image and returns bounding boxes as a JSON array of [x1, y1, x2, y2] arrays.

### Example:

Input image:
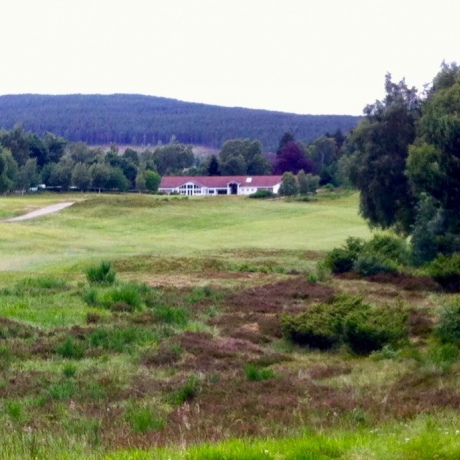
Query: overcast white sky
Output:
[[1, 0, 458, 115]]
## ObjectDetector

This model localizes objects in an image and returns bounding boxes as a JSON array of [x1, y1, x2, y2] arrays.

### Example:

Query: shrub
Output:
[[427, 253, 460, 292], [324, 237, 365, 274], [325, 234, 410, 277], [435, 296, 460, 344], [47, 380, 76, 400], [248, 189, 275, 199], [365, 234, 410, 264], [4, 400, 23, 421], [82, 288, 98, 306], [103, 282, 145, 310], [171, 376, 200, 405], [244, 363, 275, 381], [281, 295, 409, 355], [126, 406, 165, 433], [353, 234, 409, 276], [325, 248, 355, 274], [62, 362, 78, 378], [88, 326, 156, 353], [0, 345, 11, 370], [85, 261, 116, 285], [55, 337, 86, 359], [343, 304, 408, 355], [353, 253, 398, 276], [281, 295, 362, 350], [154, 305, 188, 325]]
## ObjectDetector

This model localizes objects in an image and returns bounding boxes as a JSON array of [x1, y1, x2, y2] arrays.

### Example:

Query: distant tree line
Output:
[[0, 94, 359, 151], [0, 124, 354, 194]]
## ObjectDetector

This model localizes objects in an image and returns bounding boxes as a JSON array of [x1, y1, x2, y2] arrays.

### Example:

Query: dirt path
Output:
[[2, 202, 75, 222]]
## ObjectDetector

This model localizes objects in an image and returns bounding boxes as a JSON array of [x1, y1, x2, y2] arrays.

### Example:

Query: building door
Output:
[[229, 183, 238, 195]]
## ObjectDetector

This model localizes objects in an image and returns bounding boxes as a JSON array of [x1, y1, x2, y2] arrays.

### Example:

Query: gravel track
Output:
[[2, 202, 75, 222]]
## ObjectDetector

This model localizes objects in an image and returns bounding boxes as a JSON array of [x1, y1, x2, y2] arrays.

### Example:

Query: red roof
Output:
[[160, 175, 283, 189]]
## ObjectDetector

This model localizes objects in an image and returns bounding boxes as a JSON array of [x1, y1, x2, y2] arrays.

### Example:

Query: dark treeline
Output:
[[0, 94, 359, 151], [0, 121, 353, 194]]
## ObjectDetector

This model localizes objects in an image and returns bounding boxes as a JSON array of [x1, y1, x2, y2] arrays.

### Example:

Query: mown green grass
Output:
[[0, 193, 371, 273]]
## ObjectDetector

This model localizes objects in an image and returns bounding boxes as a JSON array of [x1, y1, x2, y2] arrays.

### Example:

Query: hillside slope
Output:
[[0, 94, 360, 150]]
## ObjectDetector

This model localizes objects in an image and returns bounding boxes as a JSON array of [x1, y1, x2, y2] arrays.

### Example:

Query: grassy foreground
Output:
[[0, 192, 459, 459]]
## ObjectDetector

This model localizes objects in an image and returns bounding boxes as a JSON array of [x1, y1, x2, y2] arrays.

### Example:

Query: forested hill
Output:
[[0, 94, 360, 151]]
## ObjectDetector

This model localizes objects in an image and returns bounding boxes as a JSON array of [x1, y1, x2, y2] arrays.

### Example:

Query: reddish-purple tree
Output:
[[274, 141, 314, 174]]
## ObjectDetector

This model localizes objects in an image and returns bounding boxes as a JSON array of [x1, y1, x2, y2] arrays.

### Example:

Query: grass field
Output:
[[0, 192, 458, 459]]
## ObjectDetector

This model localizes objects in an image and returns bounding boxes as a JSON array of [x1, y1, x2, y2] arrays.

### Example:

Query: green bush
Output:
[[324, 237, 365, 274], [101, 282, 146, 310], [47, 380, 76, 400], [325, 234, 410, 277], [248, 189, 276, 199], [55, 337, 86, 359], [281, 295, 409, 355], [88, 326, 156, 353], [244, 363, 275, 381], [281, 295, 362, 350], [154, 305, 188, 325], [125, 406, 165, 433], [435, 296, 460, 344], [171, 376, 200, 405], [85, 261, 116, 285], [427, 253, 460, 292], [344, 304, 408, 355], [353, 253, 398, 276], [325, 248, 355, 274], [82, 288, 98, 306], [364, 234, 411, 266]]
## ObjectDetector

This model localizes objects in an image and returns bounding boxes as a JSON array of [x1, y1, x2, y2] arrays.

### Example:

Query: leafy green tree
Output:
[[405, 62, 460, 261], [135, 165, 146, 192], [349, 74, 419, 233], [90, 162, 111, 192], [153, 144, 194, 175], [311, 136, 338, 184], [0, 124, 30, 166], [298, 170, 320, 195], [67, 142, 93, 164], [207, 155, 220, 176], [145, 170, 161, 192], [0, 147, 18, 193], [44, 132, 67, 163], [247, 153, 271, 175], [297, 169, 309, 195], [279, 172, 299, 196], [123, 148, 140, 166], [71, 162, 91, 191], [49, 155, 75, 189], [219, 154, 246, 175], [106, 167, 129, 191], [219, 139, 270, 175], [28, 133, 49, 168], [16, 158, 39, 191]]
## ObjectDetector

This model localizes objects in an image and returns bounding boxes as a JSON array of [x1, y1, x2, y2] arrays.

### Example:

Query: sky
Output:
[[1, 0, 459, 115]]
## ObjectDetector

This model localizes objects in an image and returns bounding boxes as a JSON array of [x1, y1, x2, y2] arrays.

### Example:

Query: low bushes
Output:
[[426, 253, 460, 292], [324, 234, 411, 277], [85, 261, 116, 285], [281, 295, 408, 355], [248, 190, 276, 199], [435, 296, 460, 344]]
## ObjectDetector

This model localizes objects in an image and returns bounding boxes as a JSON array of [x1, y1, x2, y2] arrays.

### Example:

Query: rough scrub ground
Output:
[[0, 250, 453, 452]]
